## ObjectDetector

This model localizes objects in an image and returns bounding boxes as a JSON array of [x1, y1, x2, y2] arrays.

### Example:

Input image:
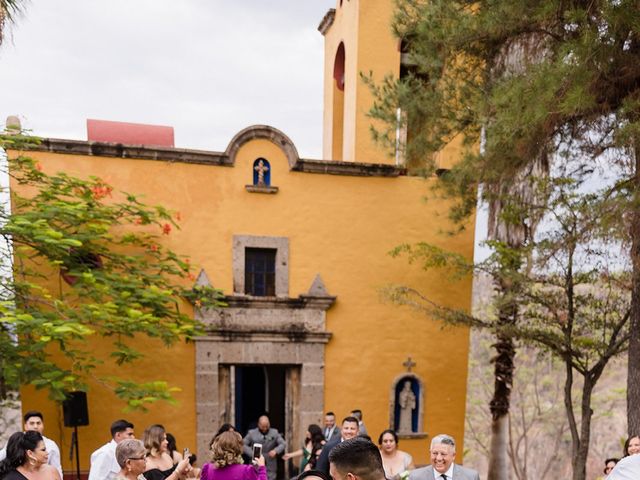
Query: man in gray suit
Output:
[[242, 415, 286, 480], [408, 434, 479, 480], [323, 411, 340, 442]]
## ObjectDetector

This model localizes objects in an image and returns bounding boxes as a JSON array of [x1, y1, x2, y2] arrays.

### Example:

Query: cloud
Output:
[[0, 0, 335, 157]]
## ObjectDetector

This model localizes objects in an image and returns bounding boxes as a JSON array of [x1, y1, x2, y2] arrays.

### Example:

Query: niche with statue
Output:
[[389, 373, 426, 438]]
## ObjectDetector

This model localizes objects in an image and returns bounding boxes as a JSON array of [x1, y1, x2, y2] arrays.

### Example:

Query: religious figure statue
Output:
[[254, 159, 269, 186], [397, 380, 416, 433]]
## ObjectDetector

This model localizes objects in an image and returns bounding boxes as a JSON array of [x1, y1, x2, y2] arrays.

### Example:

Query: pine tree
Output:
[[367, 1, 640, 479]]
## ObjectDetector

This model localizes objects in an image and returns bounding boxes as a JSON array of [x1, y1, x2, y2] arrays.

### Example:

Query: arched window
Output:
[[253, 158, 271, 186], [333, 42, 346, 91], [332, 42, 346, 161]]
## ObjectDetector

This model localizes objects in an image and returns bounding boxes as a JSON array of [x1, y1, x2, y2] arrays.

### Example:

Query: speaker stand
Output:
[[70, 426, 81, 480]]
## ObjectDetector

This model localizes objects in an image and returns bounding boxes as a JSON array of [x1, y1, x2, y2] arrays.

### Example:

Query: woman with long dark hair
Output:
[[623, 435, 640, 457], [283, 425, 325, 473], [166, 434, 183, 465], [378, 429, 414, 480], [0, 431, 61, 480]]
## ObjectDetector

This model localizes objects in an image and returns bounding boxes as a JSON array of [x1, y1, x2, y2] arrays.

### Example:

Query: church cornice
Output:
[[24, 128, 407, 178], [318, 9, 336, 36], [221, 294, 336, 311], [196, 329, 332, 344], [30, 137, 231, 166], [292, 158, 405, 177]]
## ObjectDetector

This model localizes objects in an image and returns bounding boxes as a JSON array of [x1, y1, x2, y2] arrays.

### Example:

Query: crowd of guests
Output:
[[5, 408, 640, 479], [236, 410, 479, 480], [0, 415, 197, 480], [0, 407, 482, 480]]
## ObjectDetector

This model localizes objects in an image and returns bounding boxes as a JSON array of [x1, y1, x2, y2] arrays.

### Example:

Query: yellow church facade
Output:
[[12, 0, 475, 474]]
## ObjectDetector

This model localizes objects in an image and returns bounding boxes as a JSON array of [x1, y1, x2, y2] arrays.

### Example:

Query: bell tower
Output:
[[319, 0, 400, 164]]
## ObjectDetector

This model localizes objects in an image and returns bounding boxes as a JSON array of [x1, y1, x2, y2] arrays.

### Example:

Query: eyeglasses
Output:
[[128, 456, 147, 461]]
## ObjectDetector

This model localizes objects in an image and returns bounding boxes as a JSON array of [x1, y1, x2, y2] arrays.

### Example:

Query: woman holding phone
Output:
[[143, 425, 191, 480], [200, 431, 266, 480]]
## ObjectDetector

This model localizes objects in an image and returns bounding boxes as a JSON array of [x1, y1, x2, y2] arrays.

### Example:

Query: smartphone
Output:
[[183, 447, 191, 458], [252, 443, 262, 459]]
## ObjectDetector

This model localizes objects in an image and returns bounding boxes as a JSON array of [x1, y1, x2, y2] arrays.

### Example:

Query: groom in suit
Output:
[[408, 434, 479, 480]]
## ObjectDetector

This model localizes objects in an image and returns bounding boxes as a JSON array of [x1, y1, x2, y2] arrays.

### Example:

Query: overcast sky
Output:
[[0, 1, 490, 259], [0, 1, 335, 158]]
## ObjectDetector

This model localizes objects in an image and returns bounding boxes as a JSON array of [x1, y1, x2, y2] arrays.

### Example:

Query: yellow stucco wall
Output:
[[322, 0, 400, 164], [13, 132, 474, 470], [12, 1, 476, 471]]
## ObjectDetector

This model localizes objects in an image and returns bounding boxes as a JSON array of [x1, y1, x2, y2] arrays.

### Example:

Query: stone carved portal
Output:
[[389, 373, 426, 438], [194, 292, 334, 466]]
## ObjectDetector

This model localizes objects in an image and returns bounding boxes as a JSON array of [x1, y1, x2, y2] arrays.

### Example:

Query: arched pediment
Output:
[[225, 125, 300, 169]]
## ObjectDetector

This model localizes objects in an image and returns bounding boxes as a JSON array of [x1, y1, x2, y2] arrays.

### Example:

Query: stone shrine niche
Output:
[[253, 158, 271, 186], [389, 373, 426, 438], [245, 157, 278, 194]]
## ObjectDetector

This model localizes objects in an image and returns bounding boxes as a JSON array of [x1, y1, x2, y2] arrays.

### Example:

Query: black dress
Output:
[[143, 465, 176, 480], [2, 471, 29, 480]]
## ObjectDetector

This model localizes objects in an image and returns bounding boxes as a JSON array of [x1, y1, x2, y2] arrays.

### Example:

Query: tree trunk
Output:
[[571, 376, 596, 480], [489, 414, 510, 480], [564, 362, 580, 480], [628, 144, 640, 435], [487, 329, 515, 480]]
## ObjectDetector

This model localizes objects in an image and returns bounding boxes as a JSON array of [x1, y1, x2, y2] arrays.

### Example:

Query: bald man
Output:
[[242, 415, 285, 480]]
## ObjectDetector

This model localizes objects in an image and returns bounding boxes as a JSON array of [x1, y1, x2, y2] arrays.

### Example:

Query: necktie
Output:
[[440, 475, 447, 480]]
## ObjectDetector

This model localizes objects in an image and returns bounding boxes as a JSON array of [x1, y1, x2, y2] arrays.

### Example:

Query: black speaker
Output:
[[63, 391, 89, 427]]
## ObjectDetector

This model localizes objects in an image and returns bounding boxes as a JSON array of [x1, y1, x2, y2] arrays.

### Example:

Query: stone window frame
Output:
[[233, 235, 289, 297]]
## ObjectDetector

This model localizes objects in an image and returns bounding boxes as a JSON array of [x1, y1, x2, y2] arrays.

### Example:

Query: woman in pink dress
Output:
[[200, 432, 266, 480]]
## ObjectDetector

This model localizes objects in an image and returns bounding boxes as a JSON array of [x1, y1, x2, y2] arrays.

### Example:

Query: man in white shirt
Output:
[[88, 419, 135, 480], [0, 410, 63, 478], [607, 453, 640, 480]]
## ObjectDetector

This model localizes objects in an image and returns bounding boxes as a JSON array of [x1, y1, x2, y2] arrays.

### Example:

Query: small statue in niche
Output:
[[254, 159, 270, 186], [397, 380, 416, 434]]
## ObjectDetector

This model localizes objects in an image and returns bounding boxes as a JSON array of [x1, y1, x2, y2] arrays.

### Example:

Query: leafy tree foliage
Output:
[[386, 175, 630, 480], [0, 133, 224, 410], [367, 2, 638, 479], [0, 0, 21, 45]]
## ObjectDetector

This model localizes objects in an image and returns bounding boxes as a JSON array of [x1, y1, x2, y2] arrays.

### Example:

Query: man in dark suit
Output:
[[323, 411, 340, 442], [408, 434, 479, 480], [329, 437, 385, 480], [242, 415, 286, 480], [316, 416, 359, 474]]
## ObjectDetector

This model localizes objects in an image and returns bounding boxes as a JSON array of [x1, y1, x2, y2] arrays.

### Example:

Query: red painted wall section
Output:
[[86, 119, 174, 147]]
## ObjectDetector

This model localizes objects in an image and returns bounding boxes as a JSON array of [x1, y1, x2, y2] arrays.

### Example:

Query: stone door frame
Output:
[[194, 294, 334, 460]]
